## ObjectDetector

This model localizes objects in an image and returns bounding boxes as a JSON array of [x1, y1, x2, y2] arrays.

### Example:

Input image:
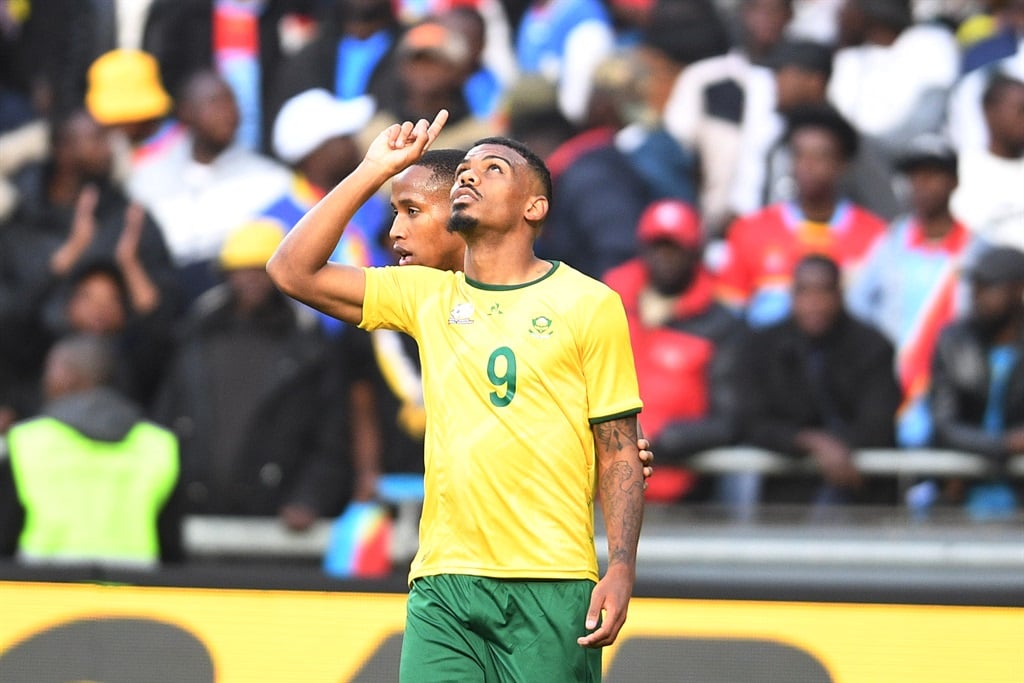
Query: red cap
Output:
[[636, 200, 702, 248]]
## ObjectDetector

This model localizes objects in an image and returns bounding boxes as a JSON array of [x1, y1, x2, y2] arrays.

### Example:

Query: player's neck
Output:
[[463, 240, 549, 286]]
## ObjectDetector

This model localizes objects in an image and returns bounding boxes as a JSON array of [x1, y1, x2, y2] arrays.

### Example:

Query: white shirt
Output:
[[951, 149, 1024, 252], [829, 23, 959, 139], [128, 140, 292, 266], [946, 49, 1024, 153]]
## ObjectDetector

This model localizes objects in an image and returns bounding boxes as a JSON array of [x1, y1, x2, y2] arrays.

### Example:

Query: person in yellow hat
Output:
[[152, 219, 353, 532], [84, 49, 187, 170]]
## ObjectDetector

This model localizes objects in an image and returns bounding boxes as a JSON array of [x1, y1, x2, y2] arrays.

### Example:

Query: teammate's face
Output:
[[390, 165, 465, 271], [450, 144, 538, 235]]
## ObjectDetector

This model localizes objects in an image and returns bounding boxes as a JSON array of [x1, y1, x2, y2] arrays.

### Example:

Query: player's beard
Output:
[[447, 210, 478, 234]]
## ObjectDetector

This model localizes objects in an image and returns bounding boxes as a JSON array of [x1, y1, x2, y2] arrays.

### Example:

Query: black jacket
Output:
[[929, 319, 1024, 462], [738, 312, 901, 455], [152, 285, 352, 517]]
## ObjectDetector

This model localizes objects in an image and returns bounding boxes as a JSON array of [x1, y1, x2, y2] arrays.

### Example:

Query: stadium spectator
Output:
[[127, 69, 291, 306], [537, 54, 654, 279], [663, 0, 792, 237], [0, 109, 176, 372], [84, 49, 186, 174], [152, 221, 351, 530], [950, 73, 1024, 252], [264, 88, 388, 330], [947, 50, 1024, 153], [514, 0, 617, 124], [7, 0, 169, 123], [960, 0, 1024, 75], [717, 105, 886, 327], [358, 19, 497, 154], [730, 39, 902, 220], [437, 5, 508, 119], [0, 333, 183, 566], [142, 0, 321, 152], [262, 87, 390, 514], [848, 134, 984, 448], [604, 200, 742, 503], [41, 189, 177, 411], [737, 254, 902, 507], [928, 246, 1024, 519], [268, 0, 401, 123], [828, 0, 959, 153], [616, 0, 726, 205]]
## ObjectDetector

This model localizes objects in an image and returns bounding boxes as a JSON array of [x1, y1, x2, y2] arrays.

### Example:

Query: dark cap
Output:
[[856, 0, 913, 30], [967, 247, 1024, 285], [895, 133, 957, 175], [766, 40, 833, 77]]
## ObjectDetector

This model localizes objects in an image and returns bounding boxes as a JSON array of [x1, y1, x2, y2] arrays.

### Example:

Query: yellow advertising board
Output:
[[0, 581, 1020, 682]]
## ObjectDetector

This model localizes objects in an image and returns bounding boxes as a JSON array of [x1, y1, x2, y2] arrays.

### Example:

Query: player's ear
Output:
[[524, 195, 548, 223]]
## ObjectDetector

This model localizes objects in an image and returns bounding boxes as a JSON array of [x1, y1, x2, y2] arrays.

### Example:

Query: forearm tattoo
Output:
[[595, 418, 644, 568]]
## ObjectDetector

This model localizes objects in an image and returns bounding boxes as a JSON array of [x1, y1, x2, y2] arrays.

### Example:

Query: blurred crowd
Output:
[[0, 0, 1023, 568]]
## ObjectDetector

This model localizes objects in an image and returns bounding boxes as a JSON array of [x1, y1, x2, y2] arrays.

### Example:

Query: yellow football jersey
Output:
[[360, 261, 642, 583]]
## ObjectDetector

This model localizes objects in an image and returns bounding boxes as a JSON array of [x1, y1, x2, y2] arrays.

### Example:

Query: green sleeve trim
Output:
[[588, 408, 642, 425]]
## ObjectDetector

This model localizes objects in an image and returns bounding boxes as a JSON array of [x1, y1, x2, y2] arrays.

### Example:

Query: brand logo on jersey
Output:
[[529, 315, 553, 337], [448, 303, 475, 325], [488, 303, 503, 316]]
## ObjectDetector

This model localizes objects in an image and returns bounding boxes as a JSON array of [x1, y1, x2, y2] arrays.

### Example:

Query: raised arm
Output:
[[267, 111, 449, 325], [578, 415, 644, 649]]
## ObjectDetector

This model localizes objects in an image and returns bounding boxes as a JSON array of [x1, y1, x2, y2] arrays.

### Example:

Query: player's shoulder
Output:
[[549, 261, 622, 303], [369, 264, 457, 284]]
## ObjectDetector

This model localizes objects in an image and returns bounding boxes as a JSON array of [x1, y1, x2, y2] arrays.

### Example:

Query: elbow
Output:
[[265, 251, 299, 298]]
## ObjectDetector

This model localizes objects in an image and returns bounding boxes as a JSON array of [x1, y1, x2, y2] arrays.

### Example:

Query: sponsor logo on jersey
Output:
[[448, 303, 475, 325]]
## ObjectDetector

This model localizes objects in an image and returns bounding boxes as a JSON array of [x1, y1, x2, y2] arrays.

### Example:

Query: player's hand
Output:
[[364, 109, 449, 177], [638, 438, 654, 484], [577, 564, 634, 649]]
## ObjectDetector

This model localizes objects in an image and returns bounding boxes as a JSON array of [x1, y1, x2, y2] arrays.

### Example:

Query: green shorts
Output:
[[399, 574, 602, 683]]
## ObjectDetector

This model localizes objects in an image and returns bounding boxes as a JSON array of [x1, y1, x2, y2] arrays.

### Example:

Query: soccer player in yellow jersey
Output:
[[383, 148, 654, 476], [268, 111, 645, 682]]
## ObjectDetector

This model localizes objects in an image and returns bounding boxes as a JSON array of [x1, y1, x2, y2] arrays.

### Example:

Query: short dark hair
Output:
[[784, 104, 860, 161], [982, 72, 1024, 110], [855, 0, 912, 32], [416, 148, 465, 189], [766, 40, 834, 80], [794, 253, 841, 288], [642, 0, 731, 65], [469, 136, 553, 202], [50, 333, 118, 388]]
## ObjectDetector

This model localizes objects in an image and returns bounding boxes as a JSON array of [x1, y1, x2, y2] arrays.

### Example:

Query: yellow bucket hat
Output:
[[219, 220, 286, 271], [86, 49, 173, 125]]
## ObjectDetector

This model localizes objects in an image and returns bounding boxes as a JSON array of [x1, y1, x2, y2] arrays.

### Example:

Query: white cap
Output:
[[272, 89, 375, 164]]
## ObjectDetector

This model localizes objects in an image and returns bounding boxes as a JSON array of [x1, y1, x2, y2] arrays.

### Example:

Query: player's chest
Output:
[[431, 292, 573, 367]]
